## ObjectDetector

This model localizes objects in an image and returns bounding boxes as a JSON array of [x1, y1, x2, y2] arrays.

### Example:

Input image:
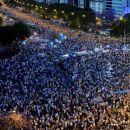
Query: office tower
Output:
[[105, 0, 112, 11], [125, 0, 130, 15], [78, 0, 85, 8], [112, 0, 130, 17], [128, 0, 130, 6], [67, 0, 89, 8], [68, 0, 78, 7], [35, 0, 44, 2], [112, 0, 124, 17], [84, 0, 90, 8], [90, 0, 105, 14], [59, 0, 68, 3], [35, 0, 90, 9]]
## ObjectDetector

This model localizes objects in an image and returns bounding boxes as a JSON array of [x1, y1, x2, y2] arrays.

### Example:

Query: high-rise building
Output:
[[78, 0, 85, 8], [59, 0, 68, 4], [105, 0, 112, 11], [124, 0, 130, 15], [35, 0, 44, 2], [112, 0, 130, 17], [90, 0, 130, 17], [90, 0, 105, 14], [35, 0, 90, 9], [112, 0, 125, 17], [67, 0, 89, 8], [127, 0, 130, 7], [67, 0, 78, 7], [89, 0, 113, 14], [84, 0, 90, 8]]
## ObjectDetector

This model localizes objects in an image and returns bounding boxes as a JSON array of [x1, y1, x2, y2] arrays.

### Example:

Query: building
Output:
[[67, 0, 89, 8], [89, 0, 113, 14], [78, 0, 84, 8], [125, 7, 130, 15], [35, 0, 59, 4], [90, 0, 105, 14], [84, 0, 90, 8], [68, 0, 78, 6], [35, 0, 90, 8], [59, 0, 68, 4], [105, 0, 112, 11], [35, 0, 90, 9], [124, 0, 130, 15], [112, 0, 126, 17], [90, 0, 130, 18], [112, 0, 130, 18], [105, 0, 130, 17], [35, 0, 44, 2]]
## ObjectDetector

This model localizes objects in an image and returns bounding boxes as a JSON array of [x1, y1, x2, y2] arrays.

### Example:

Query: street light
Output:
[[45, 7, 48, 10], [78, 25, 81, 28], [71, 12, 74, 15], [120, 17, 123, 20], [82, 14, 86, 18], [96, 17, 99, 20], [61, 10, 64, 14], [53, 9, 57, 12]]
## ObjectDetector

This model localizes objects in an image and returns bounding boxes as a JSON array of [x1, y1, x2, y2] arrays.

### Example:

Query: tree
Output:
[[13, 22, 31, 40], [111, 14, 130, 37], [6, 1, 96, 30], [111, 21, 125, 36], [0, 22, 31, 47], [0, 26, 15, 46]]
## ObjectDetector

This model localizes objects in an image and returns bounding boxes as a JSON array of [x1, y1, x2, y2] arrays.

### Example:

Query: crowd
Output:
[[0, 13, 15, 26], [0, 5, 130, 130]]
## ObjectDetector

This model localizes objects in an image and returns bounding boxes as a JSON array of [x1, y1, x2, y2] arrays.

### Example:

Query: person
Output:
[[0, 6, 130, 129]]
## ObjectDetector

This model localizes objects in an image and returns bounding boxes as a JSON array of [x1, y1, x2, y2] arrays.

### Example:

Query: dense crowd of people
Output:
[[0, 5, 130, 130]]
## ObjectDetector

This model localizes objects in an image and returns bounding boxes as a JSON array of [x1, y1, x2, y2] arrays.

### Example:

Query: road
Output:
[[0, 4, 121, 43], [1, 5, 76, 37]]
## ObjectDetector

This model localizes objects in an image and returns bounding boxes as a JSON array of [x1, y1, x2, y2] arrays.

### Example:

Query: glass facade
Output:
[[90, 0, 104, 14], [78, 0, 85, 8], [112, 0, 127, 17], [59, 0, 68, 3]]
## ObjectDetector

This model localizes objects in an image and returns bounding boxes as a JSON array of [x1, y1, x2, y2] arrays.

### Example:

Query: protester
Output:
[[0, 6, 130, 130]]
